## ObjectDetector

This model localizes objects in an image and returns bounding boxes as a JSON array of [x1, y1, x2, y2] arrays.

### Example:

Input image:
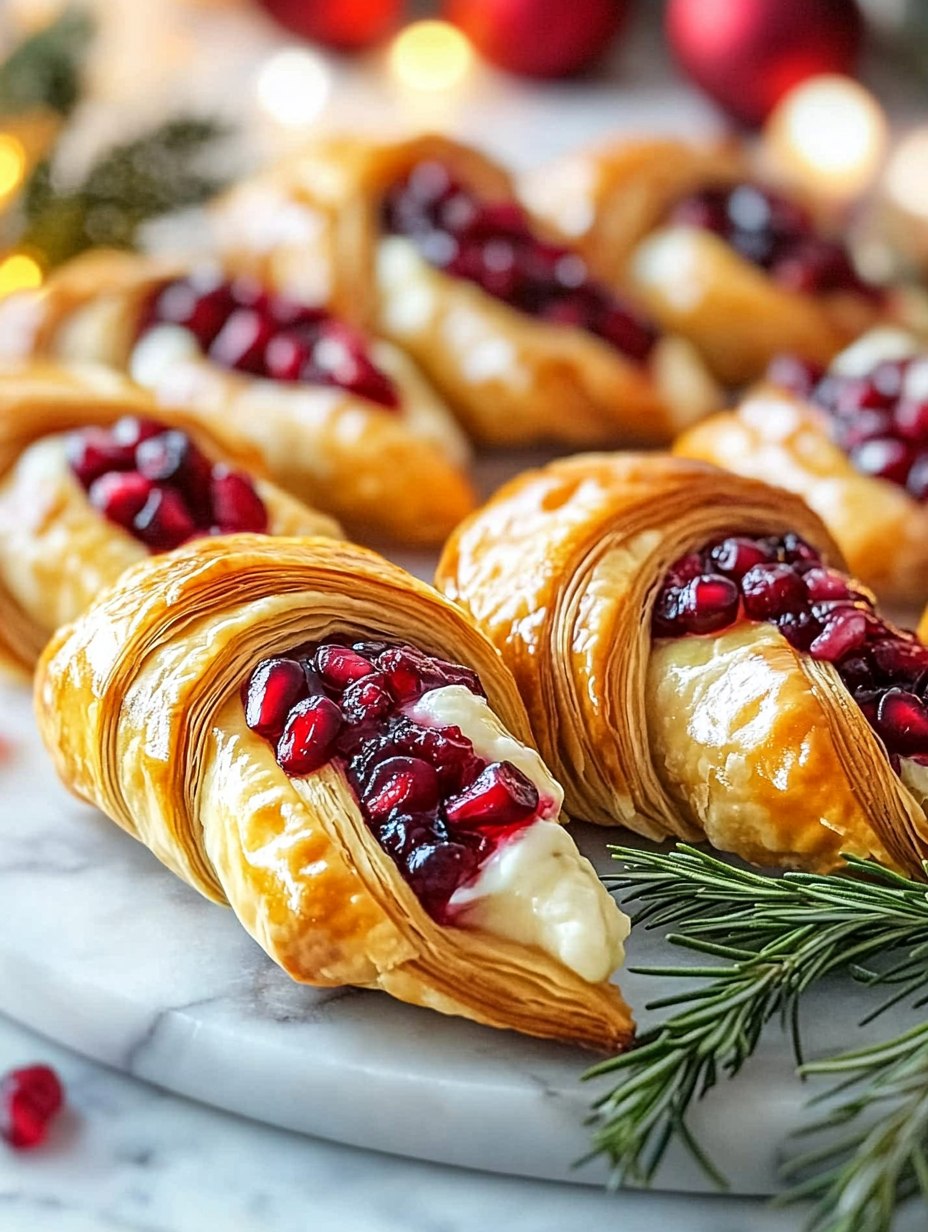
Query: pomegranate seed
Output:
[[133, 486, 196, 551], [1, 1065, 63, 1150], [741, 563, 807, 619], [803, 568, 852, 602], [111, 417, 164, 449], [341, 676, 394, 725], [445, 761, 539, 829], [708, 536, 774, 579], [895, 399, 928, 442], [809, 610, 869, 661], [66, 428, 135, 486], [135, 430, 210, 488], [877, 689, 928, 754], [88, 471, 154, 528], [276, 695, 343, 775], [766, 354, 824, 397], [208, 308, 274, 374], [406, 842, 480, 915], [209, 468, 268, 534], [316, 645, 375, 689], [244, 657, 308, 740], [361, 756, 440, 817], [265, 331, 311, 382], [849, 437, 914, 485]]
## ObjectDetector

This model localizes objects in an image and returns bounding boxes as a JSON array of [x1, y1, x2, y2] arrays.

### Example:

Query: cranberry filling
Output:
[[669, 184, 877, 299], [766, 352, 928, 501], [0, 1065, 63, 1150], [654, 532, 928, 768], [381, 161, 657, 362], [67, 415, 268, 551], [140, 272, 399, 409], [243, 638, 543, 920]]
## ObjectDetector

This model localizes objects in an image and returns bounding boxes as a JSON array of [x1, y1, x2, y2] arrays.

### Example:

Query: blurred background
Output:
[[0, 0, 926, 300]]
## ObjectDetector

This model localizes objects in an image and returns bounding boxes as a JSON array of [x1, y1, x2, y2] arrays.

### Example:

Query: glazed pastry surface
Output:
[[35, 534, 633, 1051], [0, 249, 474, 545], [211, 133, 721, 447], [523, 139, 879, 385], [0, 362, 337, 673], [437, 453, 928, 875]]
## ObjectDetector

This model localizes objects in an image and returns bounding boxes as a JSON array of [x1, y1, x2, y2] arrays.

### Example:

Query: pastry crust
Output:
[[522, 139, 879, 386], [210, 133, 722, 447], [436, 453, 928, 875], [675, 385, 928, 606], [0, 249, 475, 545], [0, 362, 338, 673], [34, 534, 634, 1051]]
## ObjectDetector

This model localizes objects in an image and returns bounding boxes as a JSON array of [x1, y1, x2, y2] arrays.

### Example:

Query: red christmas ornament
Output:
[[257, 0, 405, 51], [667, 0, 864, 128], [445, 0, 630, 79]]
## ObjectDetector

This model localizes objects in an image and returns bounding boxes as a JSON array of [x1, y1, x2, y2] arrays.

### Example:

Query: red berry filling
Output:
[[0, 1064, 63, 1150], [139, 272, 399, 408], [243, 638, 543, 920], [68, 415, 267, 551], [669, 184, 878, 299], [766, 352, 928, 501], [381, 161, 657, 362], [654, 532, 928, 767]]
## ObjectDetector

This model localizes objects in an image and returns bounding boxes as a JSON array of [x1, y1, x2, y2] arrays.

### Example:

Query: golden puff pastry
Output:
[[0, 248, 475, 545], [35, 534, 633, 1050], [437, 452, 928, 877], [676, 330, 928, 606], [0, 361, 337, 674], [522, 138, 881, 386], [210, 133, 722, 448]]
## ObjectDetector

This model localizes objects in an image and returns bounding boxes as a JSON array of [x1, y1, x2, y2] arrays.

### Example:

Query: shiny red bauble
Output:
[[666, 0, 864, 127], [446, 0, 630, 79], [256, 0, 405, 51]]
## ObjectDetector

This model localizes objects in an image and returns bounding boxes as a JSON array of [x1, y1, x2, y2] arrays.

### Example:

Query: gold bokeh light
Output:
[[389, 21, 473, 93], [0, 253, 43, 299]]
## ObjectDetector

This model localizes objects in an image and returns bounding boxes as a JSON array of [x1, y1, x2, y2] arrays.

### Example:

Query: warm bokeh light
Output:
[[885, 128, 928, 221], [256, 48, 332, 127], [764, 75, 888, 201], [0, 253, 42, 299], [0, 135, 26, 204], [389, 21, 473, 92]]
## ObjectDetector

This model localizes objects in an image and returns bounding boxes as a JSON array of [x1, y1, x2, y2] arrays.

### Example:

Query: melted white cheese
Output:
[[130, 323, 203, 387], [403, 685, 628, 983]]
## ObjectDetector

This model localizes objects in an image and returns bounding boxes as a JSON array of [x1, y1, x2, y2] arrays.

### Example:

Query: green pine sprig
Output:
[[584, 845, 928, 1232], [8, 116, 232, 267], [0, 7, 94, 118]]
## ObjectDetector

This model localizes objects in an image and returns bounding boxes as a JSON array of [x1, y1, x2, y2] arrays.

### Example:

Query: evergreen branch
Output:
[[9, 116, 232, 267], [585, 846, 928, 1205], [0, 8, 94, 118]]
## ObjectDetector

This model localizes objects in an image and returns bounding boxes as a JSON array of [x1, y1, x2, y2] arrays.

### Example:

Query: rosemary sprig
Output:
[[0, 8, 94, 118], [779, 1024, 928, 1232], [585, 845, 928, 1219]]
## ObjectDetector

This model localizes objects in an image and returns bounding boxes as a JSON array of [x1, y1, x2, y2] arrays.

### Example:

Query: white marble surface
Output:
[[7, 1006, 926, 1232]]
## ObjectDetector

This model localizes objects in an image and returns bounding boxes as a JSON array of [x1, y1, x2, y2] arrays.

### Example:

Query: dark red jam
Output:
[[68, 415, 268, 551], [140, 273, 399, 408], [243, 638, 547, 920], [767, 352, 928, 500], [381, 161, 657, 362], [653, 532, 928, 767], [1, 1065, 63, 1150], [669, 184, 877, 299]]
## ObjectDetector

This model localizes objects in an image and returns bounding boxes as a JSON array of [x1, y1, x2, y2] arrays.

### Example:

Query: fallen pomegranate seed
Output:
[[244, 657, 308, 741], [877, 689, 928, 754], [0, 1065, 63, 1150], [445, 761, 540, 829], [277, 695, 343, 775]]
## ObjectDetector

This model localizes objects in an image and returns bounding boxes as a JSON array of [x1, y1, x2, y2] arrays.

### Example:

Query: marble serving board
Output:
[[0, 662, 919, 1197]]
